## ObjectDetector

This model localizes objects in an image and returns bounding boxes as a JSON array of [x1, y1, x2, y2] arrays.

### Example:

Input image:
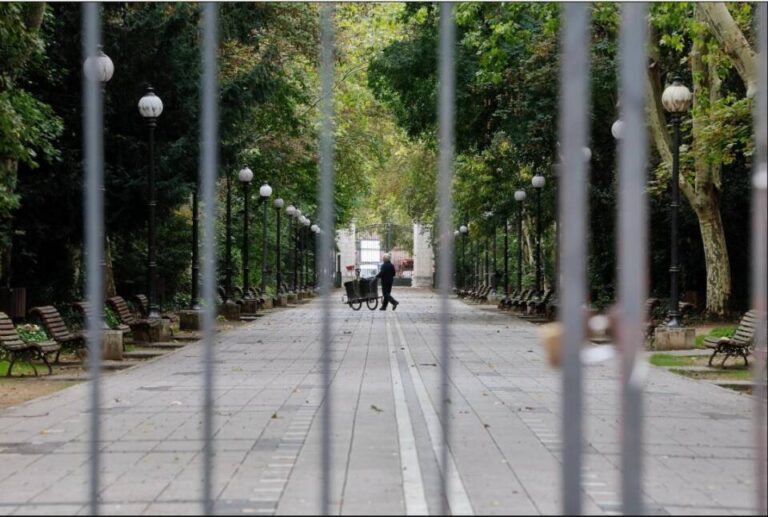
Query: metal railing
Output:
[[78, 2, 767, 515]]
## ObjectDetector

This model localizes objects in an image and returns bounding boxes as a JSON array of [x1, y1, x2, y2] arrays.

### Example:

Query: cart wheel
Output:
[[366, 297, 379, 311], [350, 301, 362, 311]]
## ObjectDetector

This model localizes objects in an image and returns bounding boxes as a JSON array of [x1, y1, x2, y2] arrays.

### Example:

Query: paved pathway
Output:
[[0, 289, 762, 515]]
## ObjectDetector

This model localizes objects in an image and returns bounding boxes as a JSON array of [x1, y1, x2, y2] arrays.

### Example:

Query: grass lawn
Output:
[[694, 326, 737, 349], [649, 354, 698, 367], [0, 360, 44, 377], [670, 368, 754, 381]]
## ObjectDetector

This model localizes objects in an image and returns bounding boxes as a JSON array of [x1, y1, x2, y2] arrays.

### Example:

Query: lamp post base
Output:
[[653, 326, 695, 350], [218, 300, 241, 321]]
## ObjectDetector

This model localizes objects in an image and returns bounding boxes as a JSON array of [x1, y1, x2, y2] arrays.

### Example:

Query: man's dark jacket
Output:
[[376, 262, 396, 292]]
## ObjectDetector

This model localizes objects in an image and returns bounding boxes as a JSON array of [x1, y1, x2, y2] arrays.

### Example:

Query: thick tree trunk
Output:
[[693, 196, 732, 317]]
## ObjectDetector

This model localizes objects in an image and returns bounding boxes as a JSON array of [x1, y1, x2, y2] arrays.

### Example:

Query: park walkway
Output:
[[0, 289, 760, 515]]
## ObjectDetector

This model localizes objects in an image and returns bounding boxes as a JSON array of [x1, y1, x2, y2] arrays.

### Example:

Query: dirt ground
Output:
[[0, 379, 80, 410]]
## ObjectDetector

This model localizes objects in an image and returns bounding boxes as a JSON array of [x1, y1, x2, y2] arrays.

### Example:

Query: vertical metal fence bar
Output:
[[83, 3, 104, 515], [558, 3, 591, 514], [753, 4, 767, 515], [199, 3, 219, 515], [437, 3, 456, 514], [616, 4, 648, 514], [319, 4, 335, 515]]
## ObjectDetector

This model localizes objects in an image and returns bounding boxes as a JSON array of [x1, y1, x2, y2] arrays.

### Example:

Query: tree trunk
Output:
[[693, 196, 732, 316], [104, 236, 117, 297]]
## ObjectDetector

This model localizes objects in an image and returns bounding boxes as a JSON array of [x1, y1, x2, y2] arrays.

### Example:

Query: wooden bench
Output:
[[106, 296, 148, 331], [470, 284, 491, 302], [73, 300, 131, 335], [510, 289, 534, 310], [704, 310, 764, 367], [29, 306, 84, 362], [498, 289, 519, 309], [130, 294, 149, 318], [0, 312, 61, 376], [643, 298, 662, 342], [526, 289, 554, 316]]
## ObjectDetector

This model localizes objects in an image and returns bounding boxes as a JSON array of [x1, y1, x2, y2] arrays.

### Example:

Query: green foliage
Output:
[[104, 305, 120, 330], [649, 354, 697, 367], [0, 4, 62, 256], [15, 323, 49, 342]]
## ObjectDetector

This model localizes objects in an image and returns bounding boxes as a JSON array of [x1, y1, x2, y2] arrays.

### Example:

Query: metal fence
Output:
[[79, 2, 767, 515]]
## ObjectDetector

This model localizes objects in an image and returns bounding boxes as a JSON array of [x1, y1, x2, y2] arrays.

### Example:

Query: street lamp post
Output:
[[138, 86, 163, 319], [286, 205, 297, 292], [514, 190, 526, 291], [238, 167, 253, 296], [83, 46, 114, 327], [503, 216, 509, 298], [190, 188, 200, 309], [311, 224, 320, 287], [302, 217, 311, 289], [459, 224, 468, 289], [274, 198, 285, 294], [531, 174, 545, 294], [662, 77, 693, 327], [453, 230, 460, 288], [294, 209, 302, 291], [259, 183, 272, 293]]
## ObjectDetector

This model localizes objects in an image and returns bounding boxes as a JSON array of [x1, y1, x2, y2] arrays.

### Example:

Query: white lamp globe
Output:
[[454, 230, 460, 236], [583, 146, 592, 162], [459, 225, 468, 234], [259, 183, 272, 198], [238, 167, 253, 183], [532, 175, 546, 189], [138, 86, 163, 119], [514, 190, 526, 202], [274, 198, 284, 209], [302, 217, 311, 227], [83, 48, 114, 83], [286, 204, 296, 216], [661, 78, 693, 114], [611, 119, 624, 140], [310, 224, 319, 233]]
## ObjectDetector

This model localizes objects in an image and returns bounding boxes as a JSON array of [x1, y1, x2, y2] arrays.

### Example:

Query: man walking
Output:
[[376, 253, 399, 311]]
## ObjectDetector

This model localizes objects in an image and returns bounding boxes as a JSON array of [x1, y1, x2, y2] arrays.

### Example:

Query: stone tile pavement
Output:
[[0, 289, 762, 515]]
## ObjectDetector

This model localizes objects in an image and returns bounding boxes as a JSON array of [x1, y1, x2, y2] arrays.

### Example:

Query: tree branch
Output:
[[698, 2, 757, 97]]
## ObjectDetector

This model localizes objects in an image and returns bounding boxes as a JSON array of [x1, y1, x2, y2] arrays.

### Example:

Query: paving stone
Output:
[[0, 290, 762, 515]]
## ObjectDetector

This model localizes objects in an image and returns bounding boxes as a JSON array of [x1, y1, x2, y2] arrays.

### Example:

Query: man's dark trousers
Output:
[[376, 261, 398, 310]]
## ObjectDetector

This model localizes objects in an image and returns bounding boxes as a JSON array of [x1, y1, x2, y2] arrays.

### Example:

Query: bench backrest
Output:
[[107, 296, 138, 325], [29, 306, 75, 343], [0, 312, 28, 352], [732, 310, 764, 345], [131, 295, 149, 318]]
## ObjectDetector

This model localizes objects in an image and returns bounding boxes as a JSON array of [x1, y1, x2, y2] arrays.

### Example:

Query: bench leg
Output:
[[38, 352, 53, 375], [6, 355, 16, 377], [708, 349, 719, 367]]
